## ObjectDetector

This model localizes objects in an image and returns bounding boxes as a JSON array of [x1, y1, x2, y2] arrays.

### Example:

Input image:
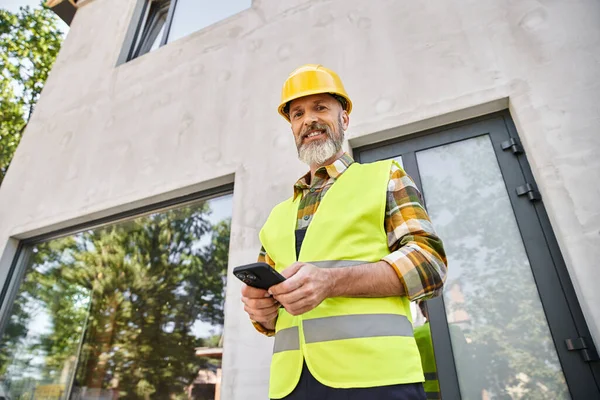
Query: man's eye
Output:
[[293, 111, 303, 119], [316, 105, 326, 111]]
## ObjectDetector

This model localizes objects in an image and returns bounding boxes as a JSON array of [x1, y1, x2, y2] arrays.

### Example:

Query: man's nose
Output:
[[303, 111, 318, 126]]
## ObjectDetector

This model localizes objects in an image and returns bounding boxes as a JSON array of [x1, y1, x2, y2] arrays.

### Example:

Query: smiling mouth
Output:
[[303, 129, 325, 140]]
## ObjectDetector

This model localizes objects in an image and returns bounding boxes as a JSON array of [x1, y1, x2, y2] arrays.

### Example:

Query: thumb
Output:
[[280, 262, 304, 279]]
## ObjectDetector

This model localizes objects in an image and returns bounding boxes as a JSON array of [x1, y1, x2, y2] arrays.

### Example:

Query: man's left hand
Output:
[[268, 262, 333, 316]]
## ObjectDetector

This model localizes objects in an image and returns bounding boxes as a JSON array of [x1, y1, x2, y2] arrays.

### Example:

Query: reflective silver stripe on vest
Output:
[[309, 260, 371, 269], [426, 392, 440, 399], [424, 372, 438, 381], [273, 326, 300, 353], [303, 314, 413, 343]]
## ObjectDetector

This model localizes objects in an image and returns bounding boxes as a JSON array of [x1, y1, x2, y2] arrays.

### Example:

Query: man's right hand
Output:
[[241, 284, 279, 330]]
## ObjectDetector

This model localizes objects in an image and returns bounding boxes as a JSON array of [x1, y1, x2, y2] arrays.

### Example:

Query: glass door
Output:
[[355, 113, 600, 399]]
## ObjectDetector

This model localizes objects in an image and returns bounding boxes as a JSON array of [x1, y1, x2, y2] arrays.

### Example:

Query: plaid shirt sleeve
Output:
[[382, 160, 448, 301], [250, 247, 277, 336]]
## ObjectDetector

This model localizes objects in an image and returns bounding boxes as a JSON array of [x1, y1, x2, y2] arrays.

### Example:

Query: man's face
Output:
[[288, 93, 349, 166]]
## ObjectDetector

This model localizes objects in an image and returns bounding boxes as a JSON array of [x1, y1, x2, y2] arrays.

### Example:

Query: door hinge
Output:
[[501, 138, 524, 155], [516, 183, 541, 202], [566, 337, 600, 362]]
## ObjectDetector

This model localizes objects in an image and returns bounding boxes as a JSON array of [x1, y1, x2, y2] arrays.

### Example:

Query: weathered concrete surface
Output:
[[0, 0, 599, 398]]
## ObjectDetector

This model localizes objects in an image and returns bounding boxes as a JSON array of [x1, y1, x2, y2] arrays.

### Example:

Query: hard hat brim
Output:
[[278, 90, 353, 122], [278, 65, 352, 122]]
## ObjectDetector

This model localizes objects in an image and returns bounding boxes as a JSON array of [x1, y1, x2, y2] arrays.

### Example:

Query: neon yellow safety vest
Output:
[[259, 160, 424, 399], [414, 322, 440, 399]]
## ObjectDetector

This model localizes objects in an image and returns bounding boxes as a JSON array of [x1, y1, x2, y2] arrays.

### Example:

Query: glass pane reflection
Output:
[[0, 195, 232, 400], [416, 136, 569, 399], [167, 0, 252, 43]]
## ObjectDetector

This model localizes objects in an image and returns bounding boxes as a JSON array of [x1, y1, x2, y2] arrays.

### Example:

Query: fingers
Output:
[[276, 292, 317, 316], [271, 264, 330, 316], [241, 283, 270, 298], [241, 284, 280, 323], [283, 303, 315, 316], [280, 262, 305, 279], [244, 307, 279, 324], [269, 266, 307, 296], [243, 301, 280, 323], [273, 284, 310, 305], [240, 263, 327, 319], [273, 276, 318, 315], [241, 296, 279, 310]]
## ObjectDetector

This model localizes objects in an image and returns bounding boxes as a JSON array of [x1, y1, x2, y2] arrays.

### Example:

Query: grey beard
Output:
[[298, 137, 341, 166], [296, 116, 345, 166]]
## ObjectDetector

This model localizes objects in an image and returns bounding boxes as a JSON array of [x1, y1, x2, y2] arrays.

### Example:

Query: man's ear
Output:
[[340, 110, 350, 131]]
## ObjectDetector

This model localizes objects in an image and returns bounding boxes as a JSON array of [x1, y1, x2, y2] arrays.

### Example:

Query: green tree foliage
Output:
[[0, 199, 231, 400], [0, 2, 63, 186]]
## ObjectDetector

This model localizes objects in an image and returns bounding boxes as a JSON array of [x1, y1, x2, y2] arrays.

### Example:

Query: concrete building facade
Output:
[[0, 0, 599, 398]]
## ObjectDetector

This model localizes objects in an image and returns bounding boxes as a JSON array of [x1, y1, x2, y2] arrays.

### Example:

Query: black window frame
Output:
[[117, 0, 253, 64], [355, 111, 600, 399], [127, 0, 178, 61]]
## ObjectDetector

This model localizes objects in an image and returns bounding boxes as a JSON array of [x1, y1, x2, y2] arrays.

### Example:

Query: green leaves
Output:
[[0, 2, 63, 186], [0, 199, 232, 398]]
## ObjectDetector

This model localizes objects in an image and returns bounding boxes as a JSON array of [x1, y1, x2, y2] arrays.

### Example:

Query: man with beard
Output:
[[241, 64, 448, 400]]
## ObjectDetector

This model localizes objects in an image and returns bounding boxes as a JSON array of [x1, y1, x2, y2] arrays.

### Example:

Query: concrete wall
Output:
[[0, 0, 599, 398]]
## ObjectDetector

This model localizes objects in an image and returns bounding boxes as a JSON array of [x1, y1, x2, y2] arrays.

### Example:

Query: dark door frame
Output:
[[355, 111, 600, 399]]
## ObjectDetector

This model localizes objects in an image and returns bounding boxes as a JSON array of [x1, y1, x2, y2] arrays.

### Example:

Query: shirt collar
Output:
[[293, 153, 355, 199]]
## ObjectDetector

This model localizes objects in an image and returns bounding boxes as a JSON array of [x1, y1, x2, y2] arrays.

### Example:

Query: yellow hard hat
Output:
[[278, 64, 352, 122]]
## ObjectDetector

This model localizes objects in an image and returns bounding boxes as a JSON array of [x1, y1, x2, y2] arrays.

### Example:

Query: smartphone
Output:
[[233, 262, 286, 290]]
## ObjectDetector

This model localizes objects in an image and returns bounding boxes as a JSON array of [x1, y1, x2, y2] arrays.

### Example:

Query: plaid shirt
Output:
[[254, 153, 447, 336]]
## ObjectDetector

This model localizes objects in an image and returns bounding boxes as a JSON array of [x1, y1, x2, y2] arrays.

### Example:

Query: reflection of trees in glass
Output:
[[418, 136, 569, 400], [0, 200, 231, 399]]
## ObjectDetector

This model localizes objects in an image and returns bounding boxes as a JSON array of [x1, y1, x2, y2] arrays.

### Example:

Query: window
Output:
[[355, 113, 600, 399], [130, 0, 171, 59], [128, 0, 252, 60], [0, 192, 233, 399]]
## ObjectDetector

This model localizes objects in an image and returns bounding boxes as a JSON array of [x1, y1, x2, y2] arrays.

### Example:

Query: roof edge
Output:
[[46, 0, 78, 26]]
